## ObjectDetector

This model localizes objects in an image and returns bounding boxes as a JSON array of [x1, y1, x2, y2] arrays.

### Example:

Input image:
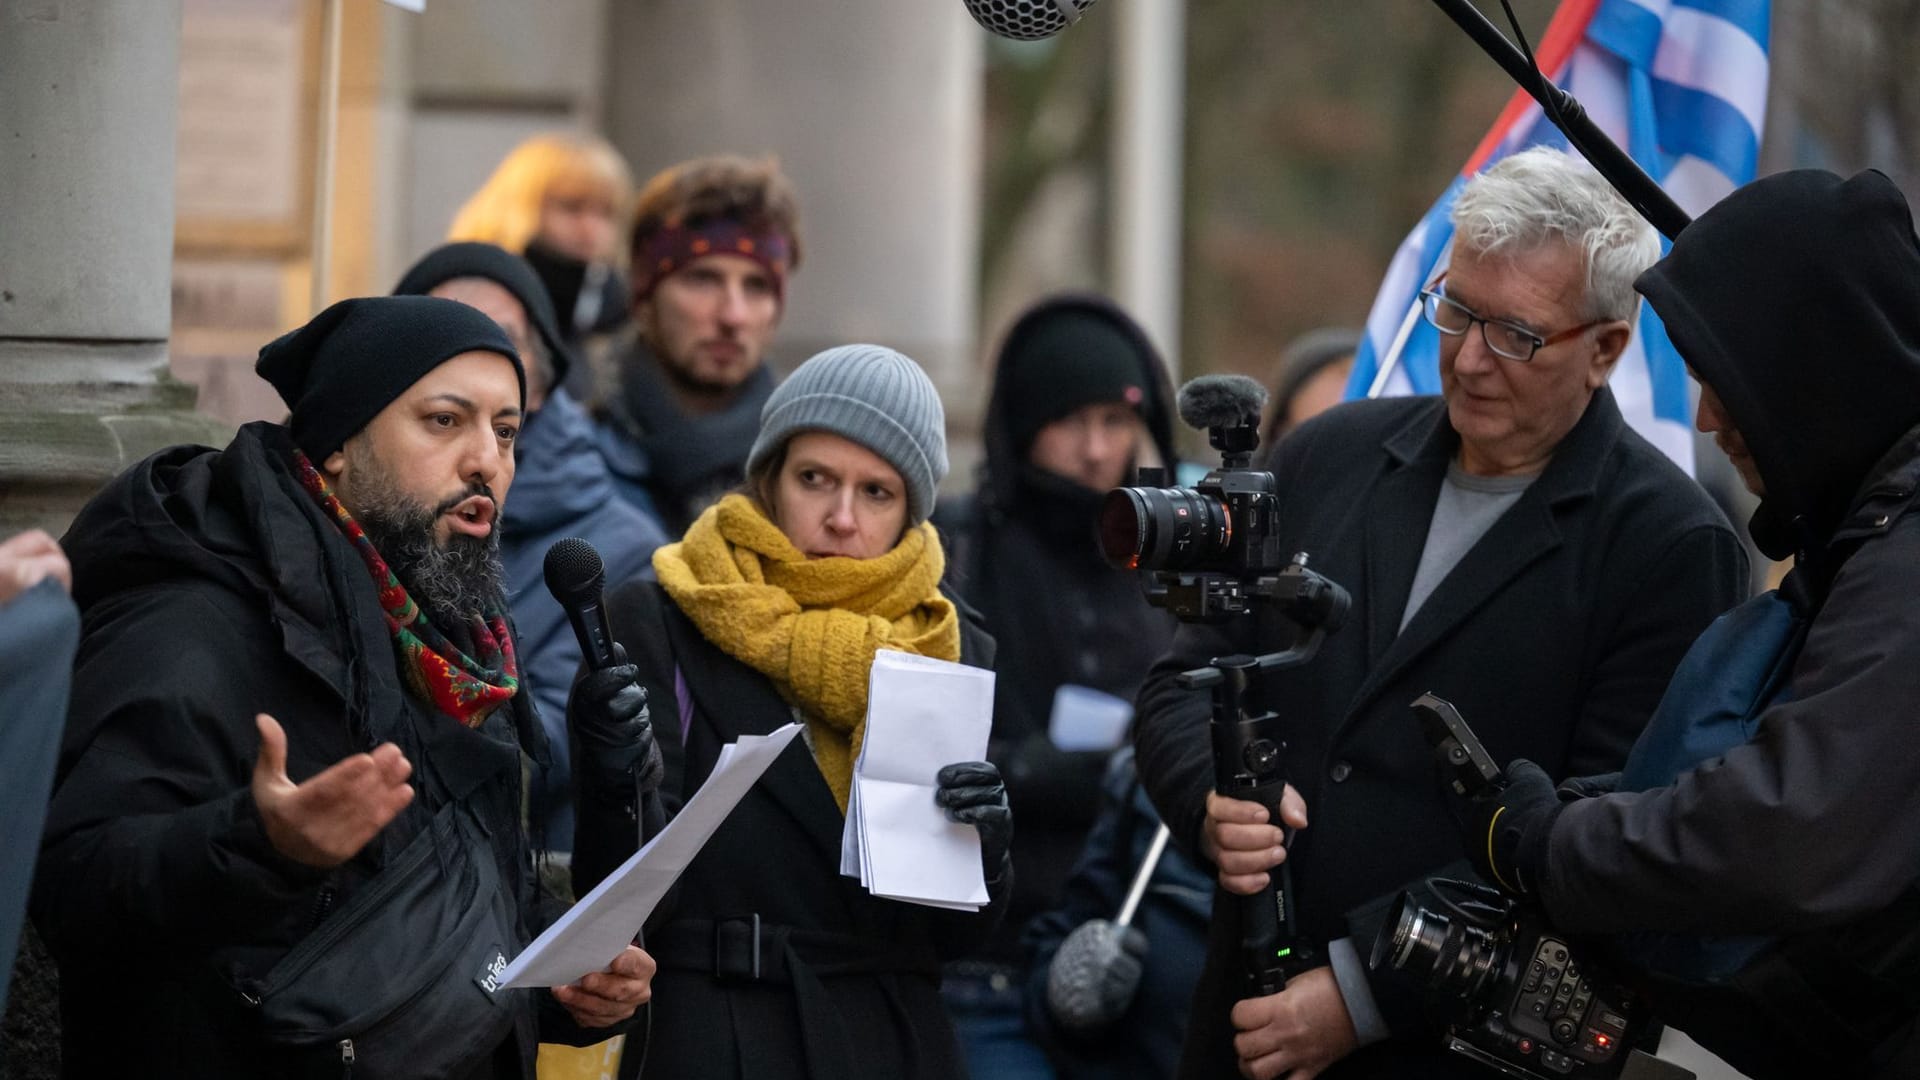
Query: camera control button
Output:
[[1328, 760, 1352, 783]]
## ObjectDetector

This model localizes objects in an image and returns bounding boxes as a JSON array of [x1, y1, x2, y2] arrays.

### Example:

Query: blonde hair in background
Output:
[[447, 132, 635, 267]]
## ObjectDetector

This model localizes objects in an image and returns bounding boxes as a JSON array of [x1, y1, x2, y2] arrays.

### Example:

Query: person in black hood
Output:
[[30, 296, 658, 1078], [1460, 168, 1920, 1080], [395, 242, 669, 858], [935, 293, 1179, 1079]]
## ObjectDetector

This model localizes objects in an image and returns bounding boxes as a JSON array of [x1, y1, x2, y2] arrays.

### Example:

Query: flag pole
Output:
[[1366, 297, 1426, 400], [309, 0, 344, 316]]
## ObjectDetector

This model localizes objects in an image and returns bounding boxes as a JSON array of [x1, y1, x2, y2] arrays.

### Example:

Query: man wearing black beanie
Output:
[[32, 296, 658, 1078], [395, 244, 669, 859]]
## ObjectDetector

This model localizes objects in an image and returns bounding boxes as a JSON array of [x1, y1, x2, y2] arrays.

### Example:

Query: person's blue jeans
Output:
[[943, 963, 1057, 1079]]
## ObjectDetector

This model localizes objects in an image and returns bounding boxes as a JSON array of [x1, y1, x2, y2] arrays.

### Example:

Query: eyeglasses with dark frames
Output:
[[1418, 272, 1609, 362]]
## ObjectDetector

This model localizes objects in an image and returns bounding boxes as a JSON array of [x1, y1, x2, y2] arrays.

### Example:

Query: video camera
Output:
[[1370, 694, 1690, 1080], [1101, 375, 1350, 994], [1097, 374, 1320, 623]]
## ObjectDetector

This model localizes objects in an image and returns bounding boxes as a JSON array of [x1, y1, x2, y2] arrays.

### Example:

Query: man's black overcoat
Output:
[[1133, 389, 1748, 1079]]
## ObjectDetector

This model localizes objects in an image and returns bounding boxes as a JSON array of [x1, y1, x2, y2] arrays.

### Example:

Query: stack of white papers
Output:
[[499, 723, 803, 989], [839, 650, 995, 910]]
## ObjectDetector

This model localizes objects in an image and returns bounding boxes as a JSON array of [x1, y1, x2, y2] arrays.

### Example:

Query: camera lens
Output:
[[1098, 486, 1231, 571], [1375, 893, 1504, 1002]]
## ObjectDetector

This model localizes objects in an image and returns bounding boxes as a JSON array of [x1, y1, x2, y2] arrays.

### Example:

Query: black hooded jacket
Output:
[[937, 294, 1180, 963], [30, 422, 633, 1078], [1546, 169, 1920, 1078]]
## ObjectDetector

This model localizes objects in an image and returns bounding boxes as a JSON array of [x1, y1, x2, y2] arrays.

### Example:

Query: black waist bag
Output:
[[239, 798, 525, 1078]]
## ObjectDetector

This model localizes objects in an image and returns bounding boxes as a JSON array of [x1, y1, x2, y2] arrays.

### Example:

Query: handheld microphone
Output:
[[1177, 373, 1268, 431], [962, 0, 1099, 41], [542, 537, 619, 670]]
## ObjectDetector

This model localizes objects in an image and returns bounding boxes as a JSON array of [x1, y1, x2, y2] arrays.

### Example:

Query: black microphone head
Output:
[[1177, 374, 1268, 431], [543, 537, 605, 606], [962, 0, 1098, 41]]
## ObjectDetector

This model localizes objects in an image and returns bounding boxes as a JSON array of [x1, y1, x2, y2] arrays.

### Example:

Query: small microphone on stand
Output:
[[542, 537, 618, 670]]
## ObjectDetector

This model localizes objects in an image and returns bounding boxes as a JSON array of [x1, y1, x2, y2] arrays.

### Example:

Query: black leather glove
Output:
[[1046, 919, 1148, 1035], [935, 761, 1012, 883], [566, 644, 664, 794], [1460, 758, 1561, 898]]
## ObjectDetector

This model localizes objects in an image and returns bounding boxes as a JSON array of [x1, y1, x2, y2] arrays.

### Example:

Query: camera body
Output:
[[1371, 695, 1681, 1080], [1376, 886, 1644, 1078], [1101, 414, 1346, 627], [1099, 415, 1288, 603]]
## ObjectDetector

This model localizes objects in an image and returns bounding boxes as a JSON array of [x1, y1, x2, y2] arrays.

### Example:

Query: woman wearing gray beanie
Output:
[[584, 344, 1011, 1078]]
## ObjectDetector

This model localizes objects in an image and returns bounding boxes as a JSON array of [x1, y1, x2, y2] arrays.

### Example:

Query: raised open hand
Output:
[[251, 713, 415, 868]]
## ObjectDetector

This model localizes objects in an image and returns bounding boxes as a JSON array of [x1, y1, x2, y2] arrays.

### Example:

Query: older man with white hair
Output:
[[1132, 147, 1751, 1080]]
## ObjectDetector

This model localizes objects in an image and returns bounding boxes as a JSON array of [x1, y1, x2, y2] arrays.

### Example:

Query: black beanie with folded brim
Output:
[[391, 241, 573, 390], [256, 295, 525, 461], [999, 307, 1155, 452]]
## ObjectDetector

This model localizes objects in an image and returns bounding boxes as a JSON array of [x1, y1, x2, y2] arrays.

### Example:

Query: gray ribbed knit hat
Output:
[[747, 344, 949, 525]]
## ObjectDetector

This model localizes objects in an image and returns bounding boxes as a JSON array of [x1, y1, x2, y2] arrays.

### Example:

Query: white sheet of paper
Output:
[[1047, 683, 1134, 751], [859, 777, 991, 906], [839, 650, 994, 909], [500, 723, 802, 989]]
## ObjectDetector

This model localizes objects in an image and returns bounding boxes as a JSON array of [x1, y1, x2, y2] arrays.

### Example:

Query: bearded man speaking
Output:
[[32, 296, 657, 1079]]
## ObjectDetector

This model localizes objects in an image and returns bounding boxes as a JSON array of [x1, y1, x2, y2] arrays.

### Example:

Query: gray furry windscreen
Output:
[[1177, 374, 1268, 430]]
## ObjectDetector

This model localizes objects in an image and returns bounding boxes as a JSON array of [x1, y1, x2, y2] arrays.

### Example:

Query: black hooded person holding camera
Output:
[[1130, 147, 1748, 1080], [1459, 169, 1920, 1080]]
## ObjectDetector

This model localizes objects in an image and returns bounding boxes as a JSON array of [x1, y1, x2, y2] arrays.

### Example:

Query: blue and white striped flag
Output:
[[1345, 0, 1771, 473]]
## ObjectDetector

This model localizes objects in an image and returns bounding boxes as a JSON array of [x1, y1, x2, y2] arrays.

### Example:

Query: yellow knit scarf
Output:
[[653, 494, 960, 812]]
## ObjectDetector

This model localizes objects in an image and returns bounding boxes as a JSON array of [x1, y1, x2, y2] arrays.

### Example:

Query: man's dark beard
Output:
[[346, 455, 507, 632]]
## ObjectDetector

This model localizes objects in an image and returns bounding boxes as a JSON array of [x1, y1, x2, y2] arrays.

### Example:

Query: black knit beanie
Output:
[[999, 308, 1151, 452], [391, 241, 572, 390], [256, 295, 524, 461]]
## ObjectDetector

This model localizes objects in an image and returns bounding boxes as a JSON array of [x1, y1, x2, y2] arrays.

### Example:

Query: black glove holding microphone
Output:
[[935, 761, 1013, 884], [546, 539, 664, 802], [568, 642, 663, 794]]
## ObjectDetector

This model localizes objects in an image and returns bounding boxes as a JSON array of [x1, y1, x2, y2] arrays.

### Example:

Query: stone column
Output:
[[602, 0, 986, 481], [0, 0, 229, 535]]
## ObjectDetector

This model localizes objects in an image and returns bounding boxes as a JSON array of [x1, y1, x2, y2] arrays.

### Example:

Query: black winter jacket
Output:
[[31, 422, 636, 1079], [1133, 389, 1747, 1080], [938, 293, 1180, 962], [598, 578, 1009, 1080], [1543, 168, 1920, 1079]]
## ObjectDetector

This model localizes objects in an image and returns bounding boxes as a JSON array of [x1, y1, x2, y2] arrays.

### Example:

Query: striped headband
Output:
[[632, 219, 793, 304]]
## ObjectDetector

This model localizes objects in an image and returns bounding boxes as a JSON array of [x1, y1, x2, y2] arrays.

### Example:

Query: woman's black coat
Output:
[[597, 578, 1008, 1080]]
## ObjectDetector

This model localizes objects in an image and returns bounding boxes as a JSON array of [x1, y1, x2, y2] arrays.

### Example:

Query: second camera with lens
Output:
[[1371, 695, 1691, 1080]]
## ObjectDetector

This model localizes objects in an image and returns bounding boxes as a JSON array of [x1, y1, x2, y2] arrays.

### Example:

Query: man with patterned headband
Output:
[[593, 153, 804, 536], [33, 296, 658, 1078]]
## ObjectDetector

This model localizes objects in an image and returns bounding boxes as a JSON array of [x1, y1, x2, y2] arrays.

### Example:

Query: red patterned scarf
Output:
[[293, 450, 519, 727]]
